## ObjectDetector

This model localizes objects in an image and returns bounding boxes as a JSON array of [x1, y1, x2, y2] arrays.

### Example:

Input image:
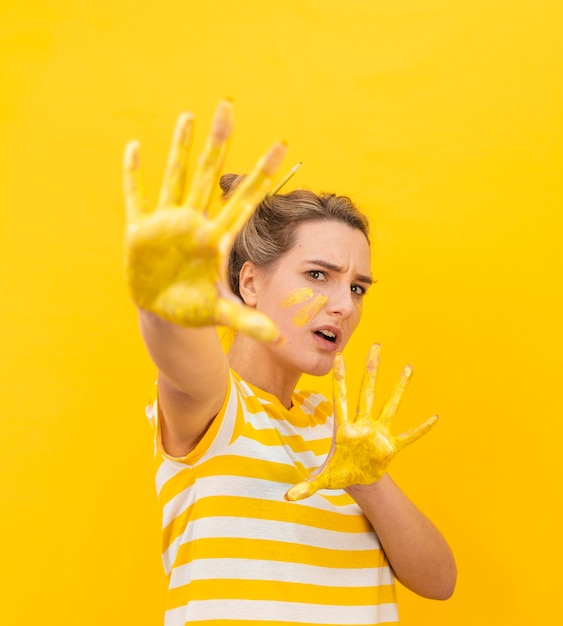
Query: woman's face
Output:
[[242, 219, 373, 377]]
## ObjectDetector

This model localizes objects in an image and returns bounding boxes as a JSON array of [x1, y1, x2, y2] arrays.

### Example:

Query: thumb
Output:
[[215, 298, 282, 343]]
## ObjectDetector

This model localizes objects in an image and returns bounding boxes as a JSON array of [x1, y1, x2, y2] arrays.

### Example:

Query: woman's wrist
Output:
[[345, 473, 390, 500]]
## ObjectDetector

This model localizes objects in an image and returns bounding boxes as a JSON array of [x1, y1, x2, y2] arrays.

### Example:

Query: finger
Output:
[[378, 365, 413, 427], [184, 99, 233, 212], [215, 297, 281, 344], [332, 353, 350, 429], [284, 477, 323, 502], [123, 140, 146, 221], [395, 414, 439, 452], [158, 112, 194, 208], [210, 141, 286, 247], [356, 343, 381, 424]]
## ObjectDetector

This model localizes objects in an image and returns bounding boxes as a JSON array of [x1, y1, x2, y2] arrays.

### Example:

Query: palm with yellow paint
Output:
[[285, 344, 438, 501], [123, 101, 286, 342]]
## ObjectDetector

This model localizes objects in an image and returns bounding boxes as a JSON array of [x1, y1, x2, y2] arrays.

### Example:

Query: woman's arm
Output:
[[139, 312, 229, 455], [347, 476, 456, 600], [285, 343, 456, 598], [124, 102, 285, 453]]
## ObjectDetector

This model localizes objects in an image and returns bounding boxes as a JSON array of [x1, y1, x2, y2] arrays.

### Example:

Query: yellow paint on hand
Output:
[[123, 102, 286, 343], [285, 343, 439, 501]]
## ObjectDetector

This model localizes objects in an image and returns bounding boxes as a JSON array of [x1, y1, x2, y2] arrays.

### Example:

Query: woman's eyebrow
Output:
[[305, 259, 373, 285]]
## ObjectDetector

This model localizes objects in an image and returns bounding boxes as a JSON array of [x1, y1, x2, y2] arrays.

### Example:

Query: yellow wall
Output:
[[2, 1, 562, 624]]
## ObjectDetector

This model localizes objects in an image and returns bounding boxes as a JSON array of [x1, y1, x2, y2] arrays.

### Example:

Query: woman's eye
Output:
[[351, 284, 366, 296], [308, 270, 326, 281]]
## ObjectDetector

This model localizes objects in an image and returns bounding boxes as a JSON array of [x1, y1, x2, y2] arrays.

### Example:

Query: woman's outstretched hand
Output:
[[123, 100, 286, 342], [285, 344, 438, 501]]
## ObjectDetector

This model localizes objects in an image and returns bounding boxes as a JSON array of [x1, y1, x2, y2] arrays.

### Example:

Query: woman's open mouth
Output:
[[314, 329, 337, 343]]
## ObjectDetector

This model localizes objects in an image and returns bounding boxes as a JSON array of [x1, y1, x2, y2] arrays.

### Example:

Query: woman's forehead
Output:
[[292, 220, 369, 249], [289, 220, 371, 267]]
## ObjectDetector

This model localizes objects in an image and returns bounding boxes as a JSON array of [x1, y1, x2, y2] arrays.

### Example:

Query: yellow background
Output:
[[1, 1, 562, 624]]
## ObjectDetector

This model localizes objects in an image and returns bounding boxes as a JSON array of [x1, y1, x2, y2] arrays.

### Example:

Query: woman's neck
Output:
[[227, 334, 300, 409]]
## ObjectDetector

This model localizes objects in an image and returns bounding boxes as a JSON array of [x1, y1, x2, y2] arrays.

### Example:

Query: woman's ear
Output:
[[238, 261, 259, 307]]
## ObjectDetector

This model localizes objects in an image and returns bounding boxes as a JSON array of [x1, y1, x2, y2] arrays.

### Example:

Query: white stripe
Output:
[[227, 434, 327, 468], [273, 417, 332, 441], [170, 558, 393, 589], [161, 483, 197, 529], [296, 391, 331, 412], [163, 605, 189, 626], [181, 599, 399, 624], [145, 399, 157, 424], [162, 533, 183, 575], [234, 377, 266, 402], [155, 458, 191, 495], [185, 474, 361, 516], [243, 398, 333, 443], [187, 516, 380, 550], [194, 373, 239, 464]]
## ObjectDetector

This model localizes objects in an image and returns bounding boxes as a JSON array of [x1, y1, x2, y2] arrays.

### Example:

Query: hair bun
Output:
[[220, 173, 246, 197]]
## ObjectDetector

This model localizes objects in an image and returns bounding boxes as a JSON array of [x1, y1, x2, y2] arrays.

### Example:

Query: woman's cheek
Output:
[[280, 287, 328, 327], [292, 295, 328, 326]]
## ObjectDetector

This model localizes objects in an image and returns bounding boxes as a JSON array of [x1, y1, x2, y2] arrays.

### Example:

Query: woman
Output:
[[124, 100, 456, 625]]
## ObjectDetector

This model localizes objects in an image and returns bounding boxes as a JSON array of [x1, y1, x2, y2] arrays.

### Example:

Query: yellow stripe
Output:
[[191, 454, 317, 483], [190, 496, 371, 532], [167, 580, 396, 610], [175, 536, 386, 569], [162, 505, 197, 551], [259, 401, 330, 427], [157, 465, 195, 506]]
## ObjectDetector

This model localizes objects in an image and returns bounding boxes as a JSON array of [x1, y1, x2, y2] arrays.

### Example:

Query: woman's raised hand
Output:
[[123, 100, 286, 342], [285, 344, 438, 501]]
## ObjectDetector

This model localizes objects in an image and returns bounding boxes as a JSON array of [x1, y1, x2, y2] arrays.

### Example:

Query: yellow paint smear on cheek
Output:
[[281, 287, 314, 307], [292, 295, 328, 326]]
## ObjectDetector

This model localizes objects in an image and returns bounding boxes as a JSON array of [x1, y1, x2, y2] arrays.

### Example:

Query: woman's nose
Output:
[[326, 286, 356, 319]]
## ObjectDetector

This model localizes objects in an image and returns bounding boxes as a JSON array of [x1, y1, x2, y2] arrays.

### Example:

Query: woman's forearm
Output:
[[347, 474, 457, 600], [138, 308, 231, 451], [139, 308, 227, 394]]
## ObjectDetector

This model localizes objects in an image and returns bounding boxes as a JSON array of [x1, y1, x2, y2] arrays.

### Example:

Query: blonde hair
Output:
[[220, 174, 371, 298]]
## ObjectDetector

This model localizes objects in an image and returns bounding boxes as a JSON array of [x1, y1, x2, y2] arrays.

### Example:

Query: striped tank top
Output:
[[147, 371, 398, 625]]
